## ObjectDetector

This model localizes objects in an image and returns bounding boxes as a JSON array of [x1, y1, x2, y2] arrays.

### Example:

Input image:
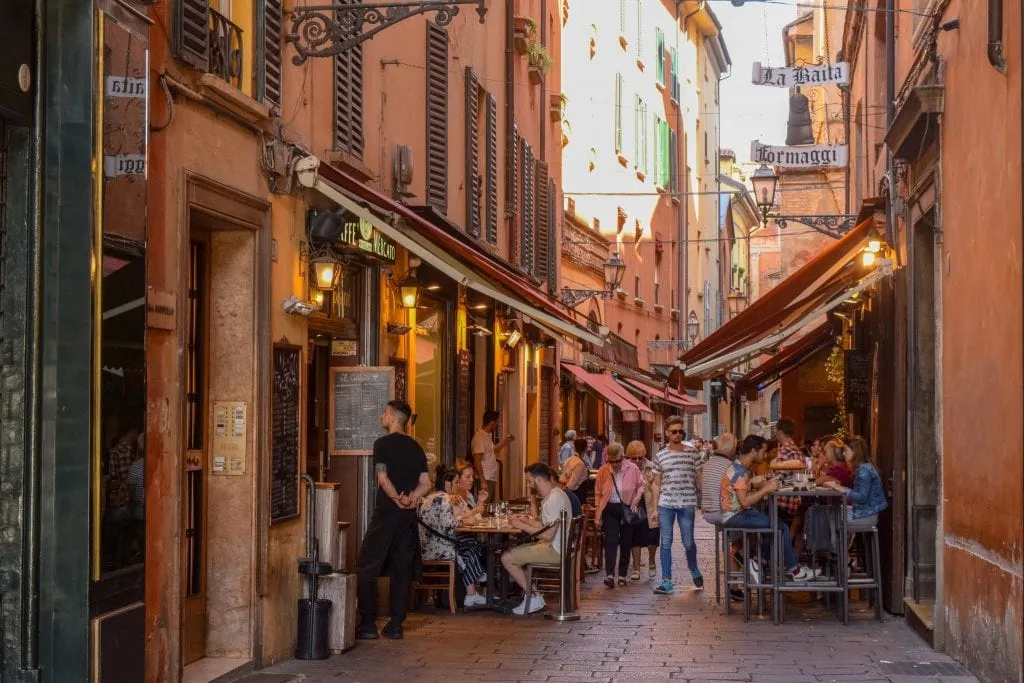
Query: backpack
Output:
[[804, 504, 835, 555]]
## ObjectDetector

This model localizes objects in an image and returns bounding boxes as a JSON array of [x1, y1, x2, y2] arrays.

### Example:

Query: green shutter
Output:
[[670, 47, 679, 99], [614, 73, 623, 153], [633, 94, 640, 163], [653, 115, 662, 184], [656, 29, 664, 84]]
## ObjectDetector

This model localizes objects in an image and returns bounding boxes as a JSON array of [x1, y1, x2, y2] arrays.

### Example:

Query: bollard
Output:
[[545, 509, 580, 621]]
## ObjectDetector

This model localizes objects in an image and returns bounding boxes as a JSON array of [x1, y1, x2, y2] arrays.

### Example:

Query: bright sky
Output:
[[715, 0, 799, 162]]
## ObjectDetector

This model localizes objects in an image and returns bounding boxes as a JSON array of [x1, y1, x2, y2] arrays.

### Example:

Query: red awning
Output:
[[675, 213, 885, 386], [621, 377, 706, 415], [563, 365, 654, 423], [666, 387, 708, 415], [737, 321, 837, 390], [295, 156, 604, 347]]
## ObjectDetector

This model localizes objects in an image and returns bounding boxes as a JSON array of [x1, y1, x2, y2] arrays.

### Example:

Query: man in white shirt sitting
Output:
[[471, 410, 514, 499], [502, 463, 572, 615]]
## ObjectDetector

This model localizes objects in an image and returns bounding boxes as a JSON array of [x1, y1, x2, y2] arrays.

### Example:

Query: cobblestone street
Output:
[[259, 521, 976, 683]]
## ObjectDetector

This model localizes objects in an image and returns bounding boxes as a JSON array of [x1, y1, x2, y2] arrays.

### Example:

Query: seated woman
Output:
[[417, 464, 490, 607], [824, 435, 888, 529], [815, 439, 853, 488]]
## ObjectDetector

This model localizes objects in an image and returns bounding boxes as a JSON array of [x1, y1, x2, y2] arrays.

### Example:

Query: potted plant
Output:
[[526, 42, 552, 85], [513, 16, 536, 54], [549, 93, 566, 121]]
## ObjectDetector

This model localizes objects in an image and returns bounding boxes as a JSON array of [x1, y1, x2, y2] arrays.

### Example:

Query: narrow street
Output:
[[258, 522, 975, 683]]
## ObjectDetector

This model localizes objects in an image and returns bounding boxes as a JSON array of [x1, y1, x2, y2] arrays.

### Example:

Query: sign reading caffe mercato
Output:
[[751, 140, 848, 168], [337, 211, 397, 262], [751, 61, 850, 87]]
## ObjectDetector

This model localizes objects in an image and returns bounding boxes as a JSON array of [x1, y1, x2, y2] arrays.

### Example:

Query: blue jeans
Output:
[[658, 506, 701, 583], [724, 507, 798, 571]]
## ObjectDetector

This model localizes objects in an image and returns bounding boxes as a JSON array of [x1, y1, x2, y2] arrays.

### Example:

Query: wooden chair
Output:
[[523, 515, 584, 615], [414, 559, 457, 614], [581, 505, 602, 574]]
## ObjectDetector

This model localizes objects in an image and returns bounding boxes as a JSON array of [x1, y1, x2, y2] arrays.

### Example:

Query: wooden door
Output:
[[182, 238, 209, 664]]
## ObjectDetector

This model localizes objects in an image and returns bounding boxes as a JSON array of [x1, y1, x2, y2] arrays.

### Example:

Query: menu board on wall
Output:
[[271, 344, 301, 523], [330, 367, 395, 455], [455, 350, 471, 461], [845, 350, 872, 413]]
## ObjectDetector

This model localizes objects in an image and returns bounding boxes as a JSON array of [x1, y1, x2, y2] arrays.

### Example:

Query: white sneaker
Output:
[[747, 559, 761, 585], [464, 593, 487, 607], [512, 592, 546, 615], [789, 566, 813, 582]]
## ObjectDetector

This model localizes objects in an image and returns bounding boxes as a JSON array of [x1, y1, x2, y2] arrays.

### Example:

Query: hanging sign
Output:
[[337, 211, 397, 262], [751, 61, 850, 87], [751, 140, 848, 168]]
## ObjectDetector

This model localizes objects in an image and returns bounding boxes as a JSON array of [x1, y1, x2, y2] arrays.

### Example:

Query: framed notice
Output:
[[271, 344, 301, 523], [329, 367, 395, 455], [212, 401, 247, 475]]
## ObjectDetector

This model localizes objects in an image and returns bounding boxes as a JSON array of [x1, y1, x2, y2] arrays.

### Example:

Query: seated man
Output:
[[502, 463, 572, 615], [699, 432, 736, 525], [721, 435, 815, 583]]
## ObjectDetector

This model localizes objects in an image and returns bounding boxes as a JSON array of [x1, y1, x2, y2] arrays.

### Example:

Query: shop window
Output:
[[414, 298, 446, 464]]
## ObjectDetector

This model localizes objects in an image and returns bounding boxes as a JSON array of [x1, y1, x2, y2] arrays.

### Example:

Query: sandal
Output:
[[630, 570, 640, 580]]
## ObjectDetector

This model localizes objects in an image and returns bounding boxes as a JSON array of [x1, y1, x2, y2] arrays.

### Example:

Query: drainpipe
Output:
[[505, 0, 515, 220], [540, 0, 547, 160], [988, 0, 1006, 72], [885, 0, 896, 247]]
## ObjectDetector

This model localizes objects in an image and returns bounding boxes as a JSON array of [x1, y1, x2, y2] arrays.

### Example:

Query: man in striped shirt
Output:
[[651, 415, 708, 594]]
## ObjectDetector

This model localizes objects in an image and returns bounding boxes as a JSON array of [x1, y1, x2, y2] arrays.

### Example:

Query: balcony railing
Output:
[[647, 339, 693, 367], [209, 9, 243, 89]]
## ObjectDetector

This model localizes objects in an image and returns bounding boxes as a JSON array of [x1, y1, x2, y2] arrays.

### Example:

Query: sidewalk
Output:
[[258, 519, 976, 683]]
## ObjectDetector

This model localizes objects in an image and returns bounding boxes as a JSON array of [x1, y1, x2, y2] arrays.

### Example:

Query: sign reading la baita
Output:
[[751, 140, 848, 168], [751, 61, 850, 88]]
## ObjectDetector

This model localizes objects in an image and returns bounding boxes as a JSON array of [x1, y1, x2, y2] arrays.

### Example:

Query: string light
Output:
[[824, 337, 847, 437]]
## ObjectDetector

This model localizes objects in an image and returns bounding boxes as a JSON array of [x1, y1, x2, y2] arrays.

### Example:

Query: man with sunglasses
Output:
[[651, 416, 708, 594]]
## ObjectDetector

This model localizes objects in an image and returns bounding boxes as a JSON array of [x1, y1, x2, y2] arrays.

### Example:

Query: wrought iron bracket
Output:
[[287, 1, 487, 64], [561, 288, 613, 309], [773, 214, 857, 240]]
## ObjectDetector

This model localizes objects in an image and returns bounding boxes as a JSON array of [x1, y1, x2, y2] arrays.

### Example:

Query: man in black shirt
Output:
[[355, 400, 430, 641]]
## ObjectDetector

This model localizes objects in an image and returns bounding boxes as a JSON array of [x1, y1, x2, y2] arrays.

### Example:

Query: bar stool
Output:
[[722, 526, 775, 621], [847, 524, 884, 621]]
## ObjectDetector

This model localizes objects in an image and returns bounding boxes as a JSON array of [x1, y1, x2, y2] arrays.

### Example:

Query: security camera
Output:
[[283, 295, 319, 317]]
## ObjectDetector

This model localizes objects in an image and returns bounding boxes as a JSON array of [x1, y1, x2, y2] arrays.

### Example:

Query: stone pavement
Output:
[[260, 520, 977, 683]]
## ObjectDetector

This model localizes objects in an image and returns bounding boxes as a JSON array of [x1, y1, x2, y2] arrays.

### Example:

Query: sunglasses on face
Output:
[[667, 429, 684, 435]]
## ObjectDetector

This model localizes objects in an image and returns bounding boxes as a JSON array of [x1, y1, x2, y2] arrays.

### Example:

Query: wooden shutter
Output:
[[174, 0, 210, 70], [485, 93, 499, 244], [465, 69, 481, 237], [635, 0, 643, 59], [333, 6, 364, 156], [426, 24, 449, 212], [263, 0, 283, 109], [655, 28, 664, 84], [509, 123, 520, 213], [534, 160, 550, 281], [520, 138, 534, 273]]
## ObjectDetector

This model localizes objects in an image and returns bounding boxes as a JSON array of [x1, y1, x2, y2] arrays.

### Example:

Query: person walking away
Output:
[[502, 463, 572, 615], [651, 417, 708, 594], [626, 440, 660, 580], [699, 432, 736, 526], [356, 400, 431, 640], [471, 410, 514, 499], [594, 443, 644, 587], [558, 430, 577, 466], [592, 434, 609, 469], [721, 435, 816, 583]]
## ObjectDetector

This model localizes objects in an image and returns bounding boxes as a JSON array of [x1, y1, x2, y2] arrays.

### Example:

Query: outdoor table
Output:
[[767, 487, 849, 625], [456, 522, 521, 612]]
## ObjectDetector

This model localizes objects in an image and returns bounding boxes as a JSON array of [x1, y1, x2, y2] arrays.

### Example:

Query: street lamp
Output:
[[312, 255, 343, 290], [561, 251, 628, 308], [749, 163, 856, 239], [686, 311, 700, 344]]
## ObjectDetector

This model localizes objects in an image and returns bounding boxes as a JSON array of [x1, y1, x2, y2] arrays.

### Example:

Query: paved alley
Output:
[[258, 522, 976, 683]]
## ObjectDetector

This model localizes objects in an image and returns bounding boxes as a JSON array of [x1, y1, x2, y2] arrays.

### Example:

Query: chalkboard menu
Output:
[[330, 367, 395, 455], [271, 344, 301, 522], [455, 350, 471, 460], [845, 350, 872, 413]]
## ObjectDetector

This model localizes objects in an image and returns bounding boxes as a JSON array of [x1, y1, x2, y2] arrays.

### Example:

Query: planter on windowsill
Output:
[[514, 16, 533, 53], [528, 65, 544, 86], [549, 93, 566, 121], [653, 304, 664, 314]]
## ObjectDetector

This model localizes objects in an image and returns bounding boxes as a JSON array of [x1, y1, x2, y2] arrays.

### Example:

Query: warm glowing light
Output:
[[313, 258, 341, 290], [471, 303, 489, 311], [866, 239, 882, 253], [311, 290, 325, 308], [861, 251, 876, 267], [400, 286, 420, 309], [505, 329, 523, 349], [426, 284, 442, 291]]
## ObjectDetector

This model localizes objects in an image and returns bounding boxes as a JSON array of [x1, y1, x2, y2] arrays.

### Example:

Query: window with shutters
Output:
[[634, 97, 648, 177], [333, 0, 364, 157], [485, 94, 499, 244], [635, 0, 643, 60], [613, 73, 624, 154], [465, 68, 482, 237], [174, 0, 211, 71], [534, 161, 550, 281], [426, 24, 449, 212], [174, 0, 244, 92], [670, 47, 680, 102], [655, 28, 665, 84], [520, 139, 535, 273], [653, 115, 664, 188], [618, 0, 627, 34], [669, 128, 679, 194], [261, 0, 283, 109], [659, 120, 670, 189]]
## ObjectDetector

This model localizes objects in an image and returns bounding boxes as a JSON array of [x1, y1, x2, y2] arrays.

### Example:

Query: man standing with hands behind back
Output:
[[472, 410, 514, 499], [356, 400, 431, 641]]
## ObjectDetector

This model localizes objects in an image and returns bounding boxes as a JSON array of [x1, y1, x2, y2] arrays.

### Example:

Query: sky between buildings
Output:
[[716, 0, 800, 163]]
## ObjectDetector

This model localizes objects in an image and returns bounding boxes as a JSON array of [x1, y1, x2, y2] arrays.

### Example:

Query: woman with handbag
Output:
[[626, 440, 660, 580], [594, 442, 645, 587]]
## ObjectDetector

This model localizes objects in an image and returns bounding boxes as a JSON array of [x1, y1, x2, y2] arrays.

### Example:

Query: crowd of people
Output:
[[353, 400, 887, 639]]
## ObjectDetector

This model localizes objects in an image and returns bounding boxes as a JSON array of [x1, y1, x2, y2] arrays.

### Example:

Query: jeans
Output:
[[658, 506, 701, 582], [356, 509, 418, 629], [601, 503, 634, 577], [724, 507, 798, 571]]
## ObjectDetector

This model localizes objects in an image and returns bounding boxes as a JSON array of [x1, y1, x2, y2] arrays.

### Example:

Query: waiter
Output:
[[355, 400, 430, 641]]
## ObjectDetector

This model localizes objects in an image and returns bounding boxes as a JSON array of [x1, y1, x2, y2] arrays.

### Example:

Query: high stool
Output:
[[722, 526, 775, 622], [847, 524, 884, 621]]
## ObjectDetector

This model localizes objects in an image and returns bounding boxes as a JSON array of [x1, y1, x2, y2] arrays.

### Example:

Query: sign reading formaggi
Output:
[[751, 61, 850, 87], [751, 140, 848, 168]]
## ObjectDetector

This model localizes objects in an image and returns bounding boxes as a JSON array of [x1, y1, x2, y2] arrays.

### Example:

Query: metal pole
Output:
[[545, 510, 579, 621]]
